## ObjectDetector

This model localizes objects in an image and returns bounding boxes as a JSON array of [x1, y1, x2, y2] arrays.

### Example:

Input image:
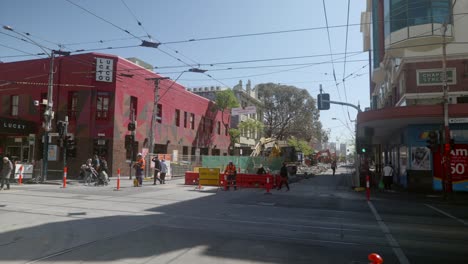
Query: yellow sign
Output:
[[199, 168, 220, 186]]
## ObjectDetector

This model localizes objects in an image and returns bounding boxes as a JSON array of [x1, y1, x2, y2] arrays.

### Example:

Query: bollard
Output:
[[63, 167, 67, 188], [224, 174, 228, 191], [18, 165, 23, 185], [368, 253, 383, 264], [366, 175, 370, 201], [116, 168, 121, 190], [264, 175, 272, 195]]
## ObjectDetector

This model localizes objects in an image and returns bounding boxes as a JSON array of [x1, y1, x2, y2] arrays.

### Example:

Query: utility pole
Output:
[[441, 21, 452, 195], [63, 116, 68, 169], [129, 108, 136, 180], [41, 51, 56, 182], [146, 77, 170, 177]]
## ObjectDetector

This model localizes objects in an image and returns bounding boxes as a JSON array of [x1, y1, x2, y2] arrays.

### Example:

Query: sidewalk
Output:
[[21, 176, 184, 186]]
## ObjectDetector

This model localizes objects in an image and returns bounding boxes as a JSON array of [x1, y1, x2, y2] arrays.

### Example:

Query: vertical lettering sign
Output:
[[96, 58, 114, 82]]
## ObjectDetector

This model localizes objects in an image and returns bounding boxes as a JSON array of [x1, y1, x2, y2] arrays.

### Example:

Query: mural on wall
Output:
[[433, 145, 468, 192], [411, 147, 431, 170]]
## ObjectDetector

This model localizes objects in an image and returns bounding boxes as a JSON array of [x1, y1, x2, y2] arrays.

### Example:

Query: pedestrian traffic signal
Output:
[[128, 122, 136, 131], [317, 93, 330, 110], [426, 131, 439, 152], [125, 135, 134, 149], [65, 136, 77, 158]]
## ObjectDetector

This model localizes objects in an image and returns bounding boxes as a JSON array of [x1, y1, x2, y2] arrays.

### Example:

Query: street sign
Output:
[[449, 117, 468, 124], [231, 106, 256, 116]]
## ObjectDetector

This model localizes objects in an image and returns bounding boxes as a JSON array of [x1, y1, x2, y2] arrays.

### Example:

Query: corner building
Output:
[[360, 0, 468, 191], [0, 53, 231, 178]]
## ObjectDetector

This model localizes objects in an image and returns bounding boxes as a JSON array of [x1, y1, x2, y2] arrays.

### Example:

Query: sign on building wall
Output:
[[231, 106, 256, 116], [416, 68, 456, 86], [95, 57, 114, 82], [433, 144, 468, 192]]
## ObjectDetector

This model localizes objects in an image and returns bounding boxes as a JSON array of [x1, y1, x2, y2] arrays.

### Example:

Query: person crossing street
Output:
[[224, 161, 237, 190], [1, 157, 13, 190]]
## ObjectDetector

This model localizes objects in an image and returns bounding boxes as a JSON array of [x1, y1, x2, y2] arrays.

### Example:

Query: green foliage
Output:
[[287, 137, 313, 156], [238, 119, 264, 133], [257, 83, 326, 143], [229, 128, 241, 144], [213, 89, 239, 127]]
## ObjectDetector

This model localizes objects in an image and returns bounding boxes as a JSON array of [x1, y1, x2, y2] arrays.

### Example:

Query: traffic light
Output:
[[125, 135, 134, 149], [317, 93, 330, 110], [426, 131, 439, 152], [128, 122, 136, 131], [57, 121, 66, 138], [65, 136, 77, 158]]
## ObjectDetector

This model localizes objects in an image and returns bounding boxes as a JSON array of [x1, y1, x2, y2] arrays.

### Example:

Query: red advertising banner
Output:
[[433, 144, 468, 191]]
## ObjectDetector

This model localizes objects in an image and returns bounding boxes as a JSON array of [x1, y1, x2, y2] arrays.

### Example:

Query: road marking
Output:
[[367, 201, 410, 264], [425, 204, 468, 226]]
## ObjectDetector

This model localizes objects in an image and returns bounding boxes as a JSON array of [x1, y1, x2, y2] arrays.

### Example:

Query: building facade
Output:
[[0, 53, 231, 178], [359, 0, 468, 191]]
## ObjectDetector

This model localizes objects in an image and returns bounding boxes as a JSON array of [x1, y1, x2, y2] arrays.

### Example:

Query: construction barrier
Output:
[[18, 165, 23, 185], [185, 172, 279, 189], [63, 167, 67, 188]]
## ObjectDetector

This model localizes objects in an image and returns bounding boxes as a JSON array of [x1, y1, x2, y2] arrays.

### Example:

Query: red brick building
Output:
[[0, 53, 231, 178]]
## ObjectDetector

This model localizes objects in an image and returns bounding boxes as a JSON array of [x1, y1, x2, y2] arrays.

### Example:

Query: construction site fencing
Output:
[[202, 156, 283, 174]]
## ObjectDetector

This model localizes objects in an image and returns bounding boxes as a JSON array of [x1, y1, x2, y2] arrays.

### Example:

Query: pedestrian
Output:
[[92, 154, 100, 172], [133, 153, 145, 187], [382, 162, 394, 191], [257, 164, 267, 175], [277, 162, 290, 191], [152, 156, 162, 185], [224, 161, 237, 190], [160, 159, 168, 184], [331, 159, 337, 176], [1, 157, 13, 190]]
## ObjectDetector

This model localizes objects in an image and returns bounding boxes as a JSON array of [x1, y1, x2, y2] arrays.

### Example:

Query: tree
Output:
[[228, 128, 241, 155], [238, 119, 264, 138], [212, 89, 239, 127], [257, 83, 326, 143], [287, 137, 313, 156]]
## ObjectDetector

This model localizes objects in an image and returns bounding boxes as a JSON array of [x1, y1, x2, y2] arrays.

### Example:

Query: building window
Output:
[[68, 92, 78, 120], [201, 116, 205, 132], [157, 104, 162, 123], [11, 95, 19, 117], [225, 124, 229, 136], [184, 111, 188, 128], [175, 109, 180, 127], [130, 96, 138, 117], [217, 121, 221, 135], [190, 113, 195, 129], [96, 92, 110, 120]]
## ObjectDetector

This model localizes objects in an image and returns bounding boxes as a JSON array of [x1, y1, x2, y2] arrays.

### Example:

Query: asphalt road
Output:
[[1, 166, 467, 264]]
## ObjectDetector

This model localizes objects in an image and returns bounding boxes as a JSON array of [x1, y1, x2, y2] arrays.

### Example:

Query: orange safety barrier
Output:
[[18, 165, 23, 185], [116, 168, 121, 191], [63, 167, 67, 188], [185, 172, 199, 185]]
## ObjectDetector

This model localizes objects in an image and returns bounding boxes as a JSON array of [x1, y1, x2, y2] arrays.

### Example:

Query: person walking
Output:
[[160, 159, 168, 184], [224, 161, 237, 190], [1, 157, 13, 190], [152, 156, 162, 185], [331, 159, 337, 176], [277, 162, 290, 191], [133, 153, 145, 187], [382, 162, 394, 191]]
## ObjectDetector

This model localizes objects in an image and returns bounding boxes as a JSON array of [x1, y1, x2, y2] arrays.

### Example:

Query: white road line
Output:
[[425, 204, 468, 226], [368, 201, 410, 264]]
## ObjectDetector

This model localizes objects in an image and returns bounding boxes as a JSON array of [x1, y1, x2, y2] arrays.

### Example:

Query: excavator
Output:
[[250, 137, 281, 157], [314, 149, 335, 164]]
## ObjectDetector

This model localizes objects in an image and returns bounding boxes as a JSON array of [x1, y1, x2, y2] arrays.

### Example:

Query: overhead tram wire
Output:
[[342, 0, 352, 121]]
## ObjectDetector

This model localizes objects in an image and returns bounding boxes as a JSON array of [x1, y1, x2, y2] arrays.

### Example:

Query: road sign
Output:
[[449, 117, 468, 124]]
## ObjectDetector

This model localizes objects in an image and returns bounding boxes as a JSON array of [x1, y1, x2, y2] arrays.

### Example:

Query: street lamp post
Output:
[[3, 25, 70, 182]]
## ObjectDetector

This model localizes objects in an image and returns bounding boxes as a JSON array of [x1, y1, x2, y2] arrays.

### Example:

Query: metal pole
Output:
[[63, 116, 68, 169], [146, 77, 170, 176], [42, 51, 56, 182], [129, 108, 135, 180], [441, 22, 452, 194]]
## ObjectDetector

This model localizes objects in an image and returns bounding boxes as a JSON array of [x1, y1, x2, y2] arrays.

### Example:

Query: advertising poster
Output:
[[411, 147, 431, 170], [433, 144, 468, 191]]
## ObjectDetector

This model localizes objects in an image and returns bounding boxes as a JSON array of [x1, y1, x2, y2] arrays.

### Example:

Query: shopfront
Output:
[[0, 117, 37, 163]]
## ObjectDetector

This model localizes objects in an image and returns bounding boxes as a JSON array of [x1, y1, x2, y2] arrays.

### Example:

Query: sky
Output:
[[0, 0, 369, 147]]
